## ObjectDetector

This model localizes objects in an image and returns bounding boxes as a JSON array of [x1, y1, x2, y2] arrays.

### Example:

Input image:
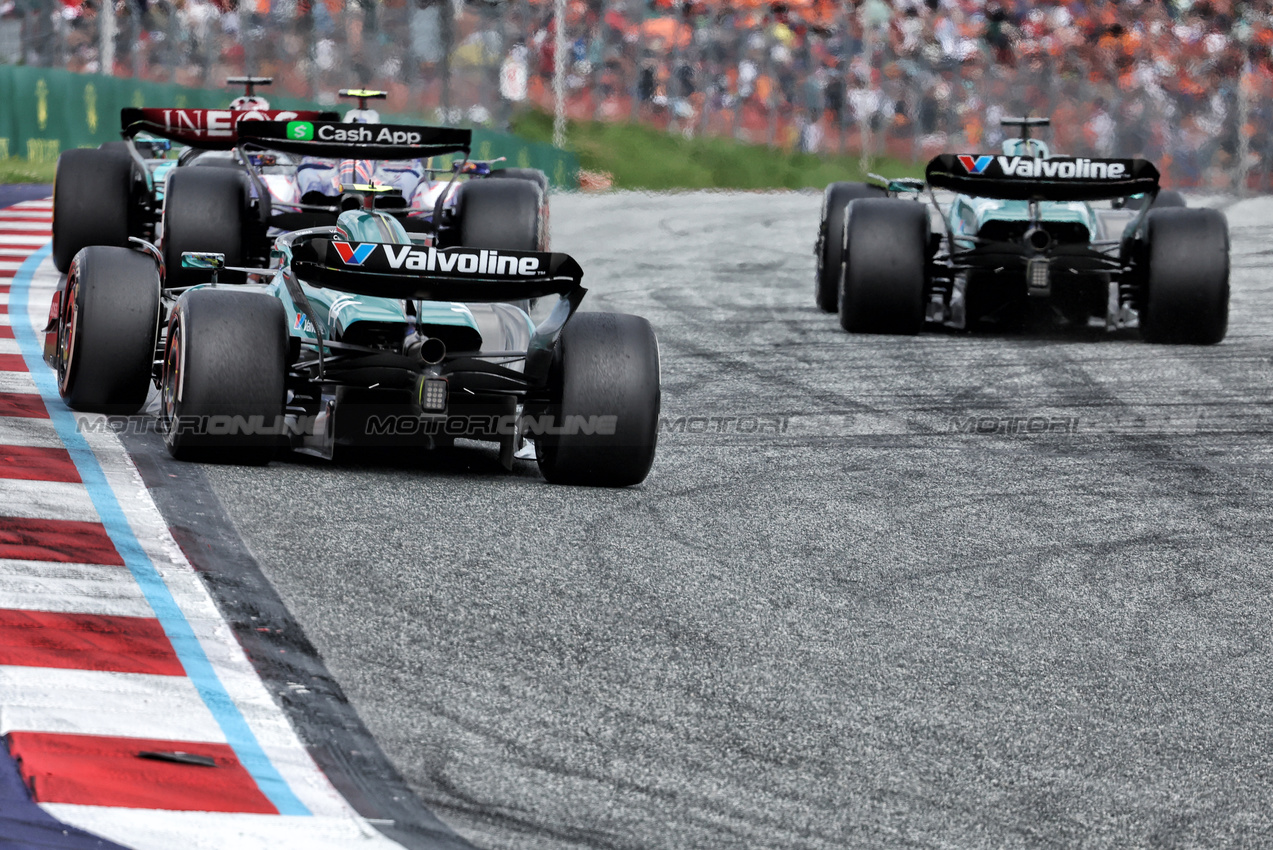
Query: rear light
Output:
[[1027, 258, 1050, 296]]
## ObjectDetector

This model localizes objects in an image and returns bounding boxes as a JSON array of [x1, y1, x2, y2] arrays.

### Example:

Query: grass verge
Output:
[[0, 118, 920, 191], [511, 109, 918, 191], [0, 158, 57, 184]]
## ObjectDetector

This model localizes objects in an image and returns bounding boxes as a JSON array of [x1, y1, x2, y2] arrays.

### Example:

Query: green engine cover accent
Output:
[[151, 161, 177, 200], [266, 213, 488, 350], [948, 195, 1098, 244], [334, 209, 412, 244], [303, 285, 409, 340], [415, 301, 483, 352], [946, 137, 1098, 244]]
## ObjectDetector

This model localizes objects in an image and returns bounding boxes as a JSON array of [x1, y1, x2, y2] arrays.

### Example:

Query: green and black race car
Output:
[[46, 123, 660, 487], [815, 118, 1228, 344]]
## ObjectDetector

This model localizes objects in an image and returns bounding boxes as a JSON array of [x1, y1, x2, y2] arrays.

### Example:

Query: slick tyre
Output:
[[453, 178, 545, 311], [52, 148, 135, 273], [56, 247, 160, 414], [1138, 208, 1229, 345], [535, 312, 661, 487], [162, 168, 251, 287], [453, 177, 545, 251], [839, 198, 928, 334], [162, 289, 287, 464], [1151, 190, 1187, 208], [485, 167, 550, 198], [816, 182, 887, 312]]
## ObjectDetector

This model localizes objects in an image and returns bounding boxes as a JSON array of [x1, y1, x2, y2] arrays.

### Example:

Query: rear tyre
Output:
[[452, 177, 544, 251], [535, 312, 660, 487], [838, 198, 928, 334], [486, 167, 549, 198], [1138, 208, 1228, 344], [1152, 190, 1187, 209], [52, 148, 134, 273], [816, 182, 887, 312], [56, 247, 159, 413], [453, 178, 545, 312], [161, 289, 288, 463], [162, 168, 250, 287]]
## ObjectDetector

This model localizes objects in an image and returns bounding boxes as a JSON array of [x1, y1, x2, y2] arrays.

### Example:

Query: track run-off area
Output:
[[7, 188, 1273, 848], [0, 195, 459, 850]]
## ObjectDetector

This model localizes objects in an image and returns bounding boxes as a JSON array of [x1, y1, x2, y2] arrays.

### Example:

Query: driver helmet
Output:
[[1003, 137, 1050, 159], [344, 107, 381, 124], [231, 95, 271, 111]]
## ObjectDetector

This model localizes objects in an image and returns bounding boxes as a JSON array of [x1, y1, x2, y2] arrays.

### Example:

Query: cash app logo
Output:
[[286, 121, 314, 141]]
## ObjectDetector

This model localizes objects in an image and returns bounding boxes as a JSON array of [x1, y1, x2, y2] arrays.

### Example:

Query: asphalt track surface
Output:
[[136, 191, 1273, 848]]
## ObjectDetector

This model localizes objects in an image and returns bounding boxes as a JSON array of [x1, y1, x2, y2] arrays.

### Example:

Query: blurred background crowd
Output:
[[4, 0, 1271, 189]]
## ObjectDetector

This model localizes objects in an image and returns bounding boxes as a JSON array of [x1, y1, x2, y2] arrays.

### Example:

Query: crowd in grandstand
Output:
[[9, 0, 1272, 187]]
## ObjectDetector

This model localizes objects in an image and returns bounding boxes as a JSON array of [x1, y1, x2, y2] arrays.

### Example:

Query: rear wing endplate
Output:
[[238, 120, 472, 160], [289, 236, 582, 303], [926, 154, 1159, 202]]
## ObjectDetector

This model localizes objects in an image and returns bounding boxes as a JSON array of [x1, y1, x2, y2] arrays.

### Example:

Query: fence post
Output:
[[100, 0, 115, 76], [1236, 59, 1252, 196], [552, 0, 566, 148], [859, 24, 873, 175]]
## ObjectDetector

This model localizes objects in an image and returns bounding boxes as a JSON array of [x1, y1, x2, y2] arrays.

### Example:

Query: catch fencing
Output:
[[0, 3, 578, 187], [3, 0, 1262, 190]]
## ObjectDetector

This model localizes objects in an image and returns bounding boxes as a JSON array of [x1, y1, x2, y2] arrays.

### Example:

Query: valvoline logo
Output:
[[957, 155, 994, 175], [331, 241, 376, 265]]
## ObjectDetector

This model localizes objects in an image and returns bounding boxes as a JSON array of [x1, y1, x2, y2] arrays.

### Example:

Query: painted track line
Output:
[[1, 212, 414, 847], [12, 244, 309, 814]]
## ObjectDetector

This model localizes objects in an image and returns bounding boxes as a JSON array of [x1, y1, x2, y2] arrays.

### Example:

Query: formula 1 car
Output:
[[44, 127, 659, 488], [814, 118, 1228, 344], [293, 89, 550, 237], [89, 110, 547, 288], [50, 77, 337, 273]]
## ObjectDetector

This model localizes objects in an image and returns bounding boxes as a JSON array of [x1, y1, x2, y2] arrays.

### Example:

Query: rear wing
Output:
[[237, 120, 472, 160], [926, 154, 1159, 202], [1000, 116, 1050, 138], [121, 108, 338, 149], [289, 236, 582, 303], [227, 76, 272, 95]]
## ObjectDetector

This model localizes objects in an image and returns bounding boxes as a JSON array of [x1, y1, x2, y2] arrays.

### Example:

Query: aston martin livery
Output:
[[815, 118, 1229, 344], [45, 129, 656, 487]]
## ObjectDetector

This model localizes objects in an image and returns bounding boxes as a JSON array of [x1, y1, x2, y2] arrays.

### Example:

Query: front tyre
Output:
[[815, 182, 887, 312], [1138, 208, 1229, 344], [162, 289, 287, 463], [535, 313, 661, 487], [56, 247, 160, 413]]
